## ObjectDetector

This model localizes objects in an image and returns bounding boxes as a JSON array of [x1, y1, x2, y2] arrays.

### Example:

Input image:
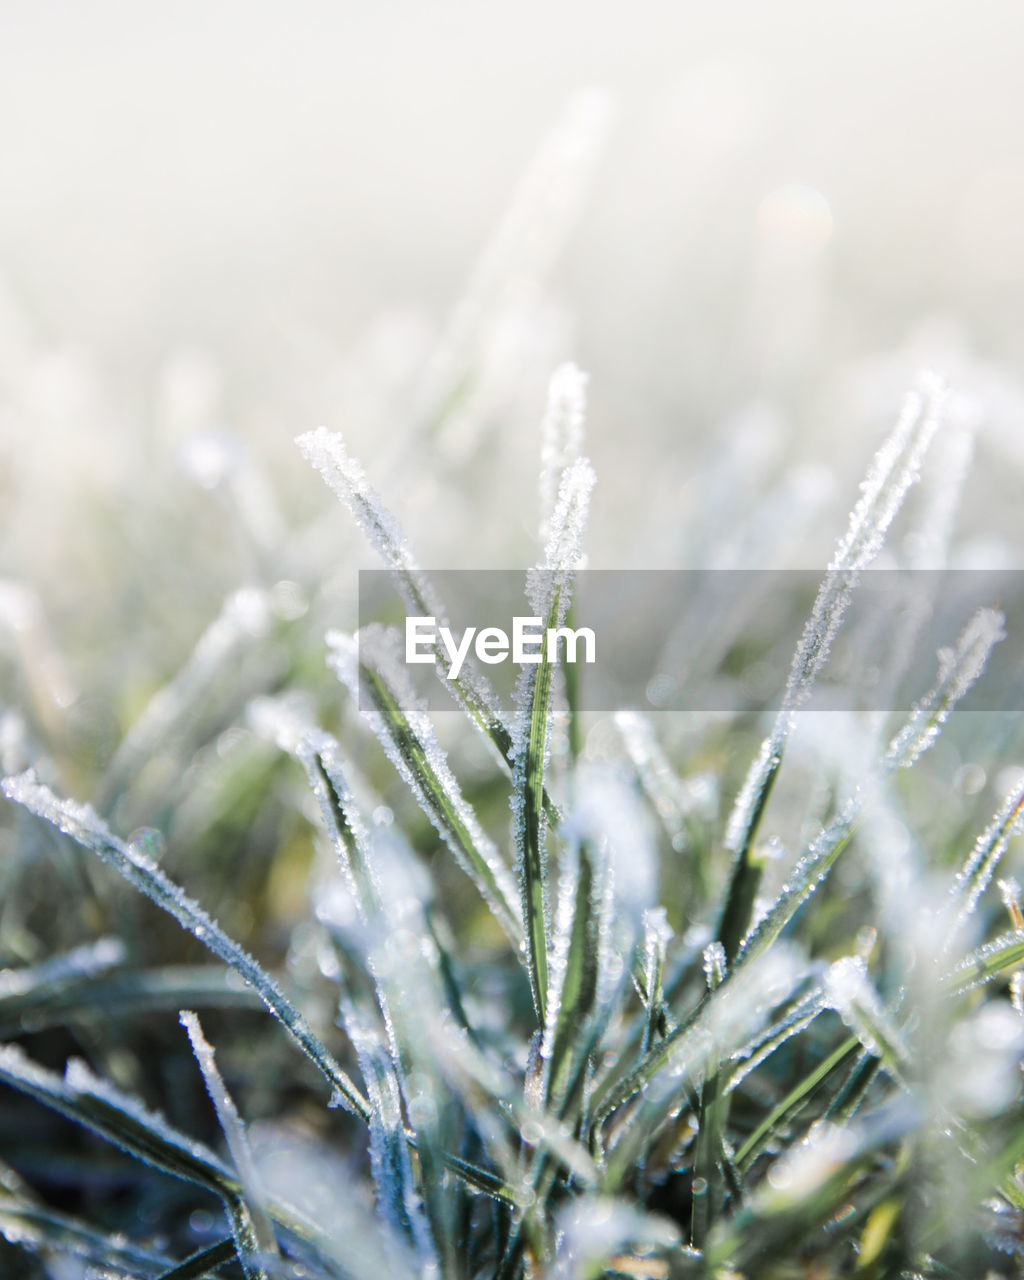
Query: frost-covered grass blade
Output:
[[1, 771, 371, 1122], [329, 627, 522, 943]]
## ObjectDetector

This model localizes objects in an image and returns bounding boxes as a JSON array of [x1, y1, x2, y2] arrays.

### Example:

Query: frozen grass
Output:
[[3, 115, 1024, 1280]]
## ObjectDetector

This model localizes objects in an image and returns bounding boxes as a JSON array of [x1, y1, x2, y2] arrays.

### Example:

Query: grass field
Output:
[[2, 19, 1024, 1276]]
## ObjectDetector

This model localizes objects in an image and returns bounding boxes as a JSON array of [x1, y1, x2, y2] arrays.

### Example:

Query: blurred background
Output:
[[2, 0, 1024, 741]]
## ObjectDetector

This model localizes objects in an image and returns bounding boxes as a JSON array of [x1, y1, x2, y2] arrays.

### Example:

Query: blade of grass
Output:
[[512, 457, 596, 1025], [182, 1011, 279, 1279], [157, 1237, 237, 1280], [0, 965, 261, 1035], [541, 838, 601, 1110], [946, 928, 1024, 995], [717, 377, 946, 959], [2, 771, 371, 1122], [734, 1035, 862, 1172], [329, 629, 521, 944], [0, 1199, 181, 1278]]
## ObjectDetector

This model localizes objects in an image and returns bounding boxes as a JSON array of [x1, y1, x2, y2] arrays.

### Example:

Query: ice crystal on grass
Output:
[[510, 452, 597, 1025], [542, 457, 596, 581], [823, 956, 908, 1071], [1, 771, 370, 1122], [947, 777, 1024, 944], [886, 607, 1006, 770], [181, 1011, 279, 1276], [297, 426, 516, 776], [831, 373, 947, 573], [539, 363, 588, 544], [725, 986, 826, 1093], [296, 427, 440, 619], [0, 939, 125, 1000], [338, 996, 436, 1271], [724, 738, 781, 856], [789, 375, 947, 709], [330, 627, 521, 946], [0, 1045, 233, 1193], [702, 941, 727, 992], [723, 376, 947, 879], [248, 694, 381, 918]]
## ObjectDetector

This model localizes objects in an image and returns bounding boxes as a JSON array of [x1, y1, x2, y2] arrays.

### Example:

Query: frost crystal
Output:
[[726, 986, 825, 1092], [539, 362, 588, 544], [526, 455, 596, 624], [886, 607, 1006, 770], [724, 377, 946, 861], [1, 771, 369, 1121], [296, 427, 511, 764], [543, 456, 596, 576], [823, 955, 907, 1066], [947, 776, 1024, 941], [328, 627, 521, 943], [702, 941, 726, 991], [296, 427, 440, 616], [830, 373, 947, 574], [181, 1011, 278, 1265], [724, 738, 781, 854]]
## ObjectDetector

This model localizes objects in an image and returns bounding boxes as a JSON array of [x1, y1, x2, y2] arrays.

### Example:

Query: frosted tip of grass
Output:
[[641, 905, 672, 953], [724, 738, 783, 854], [823, 955, 870, 1011], [886, 607, 1006, 770], [296, 427, 425, 582], [181, 1011, 278, 1264], [526, 454, 597, 620], [948, 776, 1024, 939], [999, 877, 1024, 925], [539, 362, 588, 542], [543, 457, 596, 574], [830, 372, 947, 575]]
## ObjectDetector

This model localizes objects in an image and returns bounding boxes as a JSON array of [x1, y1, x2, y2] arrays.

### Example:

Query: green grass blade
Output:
[[0, 1199, 180, 1277], [542, 838, 601, 1109], [0, 1043, 238, 1197], [297, 427, 524, 771], [733, 807, 858, 972], [511, 598, 561, 1025], [734, 1035, 862, 1171], [330, 629, 521, 943], [2, 771, 371, 1123], [182, 1011, 279, 1279], [946, 927, 1024, 994], [157, 1237, 237, 1280], [0, 965, 261, 1035], [717, 381, 946, 959]]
